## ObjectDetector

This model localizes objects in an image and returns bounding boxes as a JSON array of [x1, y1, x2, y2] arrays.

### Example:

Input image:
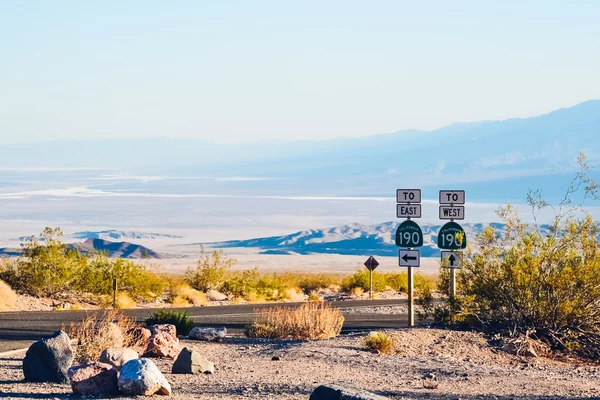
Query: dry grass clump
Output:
[[363, 331, 396, 354], [115, 292, 137, 309], [68, 310, 146, 363], [0, 279, 17, 311], [169, 283, 207, 307], [245, 302, 344, 340]]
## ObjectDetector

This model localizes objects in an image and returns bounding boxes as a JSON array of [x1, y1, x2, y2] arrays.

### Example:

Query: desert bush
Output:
[[115, 292, 137, 309], [0, 279, 17, 311], [68, 310, 145, 363], [145, 309, 195, 336], [186, 247, 236, 291], [363, 331, 396, 354], [77, 254, 165, 301], [245, 302, 344, 340], [220, 268, 305, 302], [438, 153, 600, 359], [0, 228, 87, 296], [341, 269, 387, 293]]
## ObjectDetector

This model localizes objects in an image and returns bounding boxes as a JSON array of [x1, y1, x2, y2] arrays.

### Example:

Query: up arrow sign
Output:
[[441, 251, 462, 269]]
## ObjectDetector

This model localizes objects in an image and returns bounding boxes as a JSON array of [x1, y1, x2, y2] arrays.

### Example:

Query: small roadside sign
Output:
[[396, 189, 421, 204], [364, 256, 379, 271], [395, 220, 423, 247], [438, 221, 467, 250], [399, 249, 420, 267], [441, 251, 462, 268], [439, 205, 465, 220], [439, 190, 465, 205], [396, 204, 421, 218]]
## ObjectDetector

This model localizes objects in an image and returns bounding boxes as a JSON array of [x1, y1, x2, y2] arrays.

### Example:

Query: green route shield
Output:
[[395, 220, 423, 248], [438, 221, 467, 250]]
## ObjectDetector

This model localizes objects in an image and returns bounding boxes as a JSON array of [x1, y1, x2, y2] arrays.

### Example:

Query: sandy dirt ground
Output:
[[1, 328, 599, 399]]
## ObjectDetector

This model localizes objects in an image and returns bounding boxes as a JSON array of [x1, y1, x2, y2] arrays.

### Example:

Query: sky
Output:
[[1, 1, 599, 144]]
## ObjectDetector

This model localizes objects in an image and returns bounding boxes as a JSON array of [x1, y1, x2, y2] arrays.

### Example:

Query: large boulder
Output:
[[172, 347, 215, 374], [118, 358, 171, 396], [188, 327, 227, 342], [145, 332, 181, 359], [23, 330, 74, 383], [129, 326, 152, 345], [150, 324, 177, 340], [68, 362, 119, 396], [99, 347, 139, 369], [310, 384, 390, 400]]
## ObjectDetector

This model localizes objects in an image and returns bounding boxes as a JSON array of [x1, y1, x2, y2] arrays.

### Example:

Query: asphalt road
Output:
[[0, 299, 409, 353]]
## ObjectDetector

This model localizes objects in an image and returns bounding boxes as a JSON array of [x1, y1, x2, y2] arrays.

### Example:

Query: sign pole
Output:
[[113, 278, 118, 309], [369, 269, 373, 300], [408, 260, 414, 327], [449, 203, 457, 298]]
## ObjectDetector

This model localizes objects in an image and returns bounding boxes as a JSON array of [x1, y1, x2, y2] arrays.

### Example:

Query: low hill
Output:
[[0, 239, 162, 259], [71, 230, 182, 241], [70, 238, 162, 259]]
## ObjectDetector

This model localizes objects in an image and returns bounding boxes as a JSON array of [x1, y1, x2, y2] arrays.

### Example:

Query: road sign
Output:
[[396, 189, 421, 204], [364, 256, 379, 271], [439, 205, 465, 220], [438, 221, 467, 250], [399, 249, 420, 267], [395, 220, 423, 247], [441, 251, 462, 268], [439, 190, 465, 205], [396, 204, 421, 218]]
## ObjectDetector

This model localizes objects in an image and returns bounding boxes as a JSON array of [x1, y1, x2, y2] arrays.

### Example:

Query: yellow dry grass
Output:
[[169, 282, 207, 306], [363, 331, 396, 354], [68, 310, 146, 363], [0, 279, 17, 311], [246, 302, 344, 340]]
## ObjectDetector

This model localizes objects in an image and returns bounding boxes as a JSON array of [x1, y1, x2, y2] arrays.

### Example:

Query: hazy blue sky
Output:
[[1, 1, 599, 144]]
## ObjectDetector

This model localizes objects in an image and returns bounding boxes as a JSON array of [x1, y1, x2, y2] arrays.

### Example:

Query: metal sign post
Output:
[[113, 278, 118, 309], [396, 189, 422, 327], [364, 256, 379, 300], [439, 190, 466, 298]]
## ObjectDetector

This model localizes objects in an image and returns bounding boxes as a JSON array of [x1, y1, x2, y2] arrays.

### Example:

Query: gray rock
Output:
[[118, 358, 171, 396], [188, 327, 227, 341], [23, 330, 74, 383], [99, 347, 139, 369], [172, 347, 215, 374], [68, 362, 119, 396], [310, 384, 390, 400]]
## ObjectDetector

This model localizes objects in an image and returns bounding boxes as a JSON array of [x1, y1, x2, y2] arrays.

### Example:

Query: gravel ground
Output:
[[1, 329, 599, 399]]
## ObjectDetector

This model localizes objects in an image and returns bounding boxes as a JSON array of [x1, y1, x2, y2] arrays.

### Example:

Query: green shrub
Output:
[[145, 309, 195, 336], [438, 153, 600, 359], [0, 228, 87, 296], [185, 247, 236, 291], [341, 269, 387, 293]]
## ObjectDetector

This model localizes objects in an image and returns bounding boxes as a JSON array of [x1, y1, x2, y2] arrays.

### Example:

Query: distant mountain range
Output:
[[1, 100, 598, 204], [15, 230, 182, 242], [0, 238, 162, 259], [207, 221, 538, 257]]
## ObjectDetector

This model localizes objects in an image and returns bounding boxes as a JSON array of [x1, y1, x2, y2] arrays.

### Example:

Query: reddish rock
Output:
[[68, 362, 119, 396], [130, 326, 152, 345], [150, 324, 177, 340], [145, 332, 181, 359]]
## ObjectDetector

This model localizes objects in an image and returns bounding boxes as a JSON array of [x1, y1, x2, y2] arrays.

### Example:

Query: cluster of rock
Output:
[[22, 324, 223, 397]]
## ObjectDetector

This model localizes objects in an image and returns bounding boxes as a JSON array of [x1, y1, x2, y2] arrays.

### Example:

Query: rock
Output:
[[271, 355, 281, 361], [99, 347, 139, 369], [130, 326, 152, 344], [118, 358, 171, 396], [188, 327, 227, 341], [310, 384, 390, 400], [423, 372, 439, 389], [145, 332, 181, 359], [150, 324, 177, 340], [68, 362, 119, 396], [23, 330, 74, 383], [206, 289, 228, 301], [172, 347, 215, 374]]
